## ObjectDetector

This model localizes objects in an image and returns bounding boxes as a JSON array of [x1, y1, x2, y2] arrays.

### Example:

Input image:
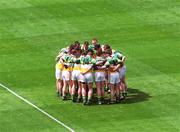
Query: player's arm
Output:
[[81, 64, 93, 75], [95, 58, 106, 66], [111, 64, 121, 72], [59, 57, 65, 64], [122, 56, 126, 62]]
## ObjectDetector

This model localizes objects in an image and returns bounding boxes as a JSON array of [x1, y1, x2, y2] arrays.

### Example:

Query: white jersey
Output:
[[80, 64, 93, 73], [101, 45, 105, 52], [94, 56, 106, 82]]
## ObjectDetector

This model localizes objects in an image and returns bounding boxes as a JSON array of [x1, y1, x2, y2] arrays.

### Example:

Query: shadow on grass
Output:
[[120, 88, 151, 104], [91, 87, 151, 105], [58, 88, 151, 105]]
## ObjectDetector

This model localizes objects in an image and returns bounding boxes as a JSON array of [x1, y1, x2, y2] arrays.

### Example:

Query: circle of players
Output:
[[55, 38, 127, 105]]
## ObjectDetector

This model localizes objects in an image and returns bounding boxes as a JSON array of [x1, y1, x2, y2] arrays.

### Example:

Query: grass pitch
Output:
[[0, 0, 180, 131]]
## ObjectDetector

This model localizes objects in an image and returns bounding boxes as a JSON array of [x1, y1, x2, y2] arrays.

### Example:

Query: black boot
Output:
[[116, 96, 120, 103], [101, 97, 104, 104], [86, 99, 92, 106], [76, 97, 82, 103], [122, 92, 127, 99], [62, 96, 66, 100], [83, 96, 87, 105]]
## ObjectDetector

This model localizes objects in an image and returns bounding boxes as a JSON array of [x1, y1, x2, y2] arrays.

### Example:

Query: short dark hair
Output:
[[83, 41, 89, 45], [94, 44, 101, 50], [87, 49, 94, 54], [105, 48, 112, 55], [104, 44, 111, 50], [92, 38, 98, 41], [74, 41, 80, 45]]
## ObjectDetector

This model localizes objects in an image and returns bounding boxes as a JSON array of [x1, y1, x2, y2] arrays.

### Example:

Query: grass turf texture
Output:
[[0, 0, 180, 131]]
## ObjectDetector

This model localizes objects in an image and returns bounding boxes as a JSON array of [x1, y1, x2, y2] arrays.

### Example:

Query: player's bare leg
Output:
[[109, 83, 115, 103], [86, 83, 93, 105], [115, 83, 120, 103], [96, 82, 101, 104], [82, 82, 87, 105], [62, 80, 69, 100], [77, 82, 82, 102], [56, 79, 63, 97], [71, 80, 77, 102], [56, 80, 60, 96], [101, 81, 105, 103], [96, 81, 105, 105], [121, 76, 128, 98], [119, 82, 124, 100]]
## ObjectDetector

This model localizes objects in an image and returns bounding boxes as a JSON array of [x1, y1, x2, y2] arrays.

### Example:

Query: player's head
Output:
[[94, 44, 101, 50], [74, 41, 80, 45], [96, 48, 102, 57], [87, 49, 94, 57], [104, 49, 112, 57], [104, 44, 111, 50], [83, 41, 89, 50], [81, 50, 87, 56], [68, 44, 74, 54], [92, 38, 98, 45], [74, 47, 81, 57]]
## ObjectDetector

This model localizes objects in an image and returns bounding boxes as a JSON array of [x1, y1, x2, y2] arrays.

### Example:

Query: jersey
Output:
[[61, 54, 74, 71], [79, 55, 94, 73], [88, 44, 95, 50]]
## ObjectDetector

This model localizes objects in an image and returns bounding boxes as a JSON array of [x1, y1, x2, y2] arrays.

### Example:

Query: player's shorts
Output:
[[109, 71, 120, 84], [79, 72, 93, 83], [119, 65, 126, 79], [62, 70, 70, 81], [71, 70, 80, 81], [94, 71, 106, 82], [55, 67, 62, 80]]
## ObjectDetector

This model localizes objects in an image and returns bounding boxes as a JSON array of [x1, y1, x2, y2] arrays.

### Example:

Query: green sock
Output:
[[101, 96, 104, 101], [88, 96, 92, 101], [97, 96, 101, 101], [71, 94, 75, 99], [83, 96, 86, 103]]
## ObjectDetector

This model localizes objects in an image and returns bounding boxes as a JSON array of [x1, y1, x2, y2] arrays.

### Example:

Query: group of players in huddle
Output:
[[55, 38, 127, 105]]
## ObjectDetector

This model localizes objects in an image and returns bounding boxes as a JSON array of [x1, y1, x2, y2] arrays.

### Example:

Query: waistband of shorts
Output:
[[94, 70, 105, 72], [109, 71, 118, 73], [81, 70, 93, 73], [62, 69, 71, 71], [73, 67, 80, 70]]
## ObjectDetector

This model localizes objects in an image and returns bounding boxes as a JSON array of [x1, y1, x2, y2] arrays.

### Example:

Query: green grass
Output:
[[0, 0, 180, 131]]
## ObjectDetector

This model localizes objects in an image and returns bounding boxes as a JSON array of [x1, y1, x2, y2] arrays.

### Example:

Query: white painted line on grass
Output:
[[0, 82, 75, 132]]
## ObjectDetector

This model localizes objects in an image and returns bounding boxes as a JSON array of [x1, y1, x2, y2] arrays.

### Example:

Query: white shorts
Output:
[[95, 71, 105, 82], [62, 70, 70, 81], [79, 72, 93, 83], [55, 68, 62, 80], [71, 70, 80, 81], [119, 65, 126, 79], [109, 71, 120, 84]]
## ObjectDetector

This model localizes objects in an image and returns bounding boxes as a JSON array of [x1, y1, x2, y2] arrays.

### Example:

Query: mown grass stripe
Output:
[[0, 82, 75, 132]]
